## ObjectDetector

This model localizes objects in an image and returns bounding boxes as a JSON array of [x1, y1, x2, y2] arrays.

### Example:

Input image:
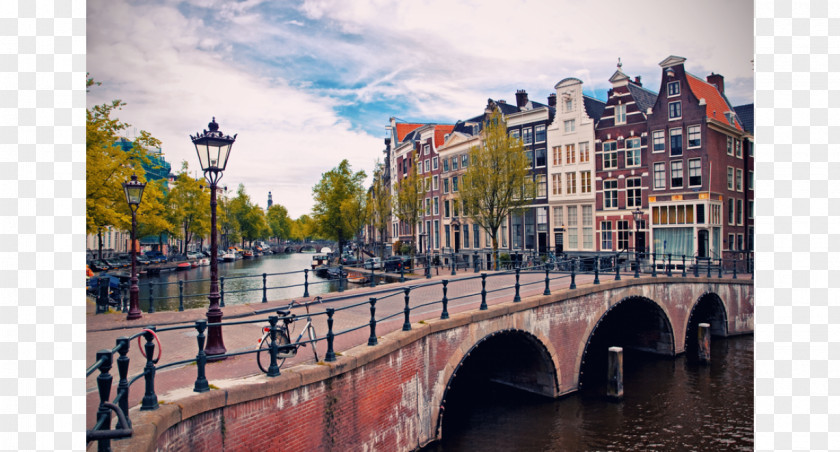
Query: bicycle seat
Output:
[[276, 310, 291, 317]]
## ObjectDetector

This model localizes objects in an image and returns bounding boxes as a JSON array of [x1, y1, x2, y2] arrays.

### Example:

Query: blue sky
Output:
[[87, 0, 754, 218]]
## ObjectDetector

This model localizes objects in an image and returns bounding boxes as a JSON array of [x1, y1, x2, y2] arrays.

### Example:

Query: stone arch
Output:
[[684, 291, 729, 356], [433, 328, 559, 440], [578, 295, 676, 389]]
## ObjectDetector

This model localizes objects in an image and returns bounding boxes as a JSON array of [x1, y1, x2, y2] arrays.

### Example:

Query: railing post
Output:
[[513, 268, 521, 302], [325, 308, 336, 362], [148, 281, 155, 314], [121, 281, 129, 313], [718, 258, 723, 278], [694, 256, 699, 277], [733, 258, 738, 279], [115, 337, 130, 424], [480, 273, 488, 310], [594, 258, 600, 285], [474, 251, 479, 273], [426, 254, 431, 279], [682, 255, 687, 277], [751, 255, 754, 280], [614, 255, 621, 281], [666, 253, 672, 277], [194, 320, 210, 391], [338, 265, 344, 292], [402, 288, 411, 331], [451, 252, 456, 276], [266, 316, 280, 377], [400, 262, 405, 283], [370, 265, 376, 288], [707, 257, 712, 278], [441, 280, 450, 319], [140, 327, 158, 411], [570, 263, 577, 290], [368, 298, 378, 346], [95, 349, 114, 452], [219, 276, 225, 308], [543, 267, 551, 296], [262, 273, 268, 303], [178, 280, 184, 312], [634, 250, 640, 279], [303, 269, 310, 298], [651, 252, 657, 277]]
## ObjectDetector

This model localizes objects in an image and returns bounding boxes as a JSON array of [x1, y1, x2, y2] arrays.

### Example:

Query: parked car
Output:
[[145, 251, 166, 264], [341, 255, 360, 266], [383, 256, 404, 272], [88, 259, 110, 272], [363, 257, 382, 270]]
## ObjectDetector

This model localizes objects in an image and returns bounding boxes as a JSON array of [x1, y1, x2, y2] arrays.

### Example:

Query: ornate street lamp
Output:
[[191, 117, 237, 356], [631, 208, 644, 278], [122, 174, 146, 320]]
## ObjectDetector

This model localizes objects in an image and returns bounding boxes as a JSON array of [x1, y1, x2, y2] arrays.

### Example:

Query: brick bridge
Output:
[[119, 276, 752, 451]]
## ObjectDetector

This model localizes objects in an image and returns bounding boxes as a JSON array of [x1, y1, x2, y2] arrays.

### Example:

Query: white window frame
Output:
[[626, 177, 642, 208], [670, 128, 683, 156], [433, 197, 439, 215], [564, 119, 576, 133], [424, 144, 430, 155], [535, 125, 546, 143], [551, 173, 562, 195], [616, 103, 627, 124], [653, 162, 666, 190], [688, 158, 702, 187], [727, 166, 734, 190], [602, 141, 618, 170], [736, 168, 743, 192], [433, 175, 439, 191], [667, 81, 680, 97], [726, 136, 733, 156], [652, 130, 665, 153], [668, 101, 682, 120], [687, 125, 701, 148], [625, 137, 641, 167], [522, 127, 533, 145], [432, 156, 438, 170], [603, 179, 618, 209], [579, 141, 590, 162], [670, 160, 684, 189]]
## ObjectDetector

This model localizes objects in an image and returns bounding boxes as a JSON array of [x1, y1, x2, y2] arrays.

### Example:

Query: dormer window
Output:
[[667, 81, 680, 97], [565, 98, 573, 112], [616, 104, 627, 124]]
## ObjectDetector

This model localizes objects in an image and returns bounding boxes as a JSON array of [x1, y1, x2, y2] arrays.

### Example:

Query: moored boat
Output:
[[222, 253, 236, 262], [176, 262, 191, 271], [311, 254, 329, 269]]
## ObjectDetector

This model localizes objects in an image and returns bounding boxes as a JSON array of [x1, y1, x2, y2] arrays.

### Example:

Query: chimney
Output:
[[547, 93, 557, 107], [707, 72, 724, 94], [634, 75, 642, 86], [515, 89, 529, 108]]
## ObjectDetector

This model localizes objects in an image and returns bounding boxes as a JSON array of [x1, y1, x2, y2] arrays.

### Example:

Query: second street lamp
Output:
[[123, 174, 146, 320], [191, 117, 237, 356]]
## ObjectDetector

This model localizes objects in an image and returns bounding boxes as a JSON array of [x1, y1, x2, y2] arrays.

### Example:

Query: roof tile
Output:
[[685, 74, 743, 131]]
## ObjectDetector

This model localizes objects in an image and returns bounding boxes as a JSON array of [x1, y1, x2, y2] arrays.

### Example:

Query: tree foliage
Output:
[[393, 152, 423, 255], [164, 162, 210, 254], [460, 109, 536, 268], [266, 204, 292, 244], [366, 161, 391, 258], [311, 159, 367, 257]]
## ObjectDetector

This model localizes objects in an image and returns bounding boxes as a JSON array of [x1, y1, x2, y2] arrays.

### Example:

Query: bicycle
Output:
[[256, 297, 321, 373]]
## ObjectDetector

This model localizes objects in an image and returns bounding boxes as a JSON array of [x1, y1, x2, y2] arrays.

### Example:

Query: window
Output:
[[452, 176, 459, 192], [737, 199, 743, 225], [565, 98, 573, 112], [579, 142, 590, 162], [670, 160, 684, 188], [697, 204, 705, 223], [654, 162, 666, 189], [463, 223, 470, 249], [535, 148, 546, 167], [522, 127, 533, 144], [626, 177, 642, 208], [736, 168, 743, 191], [418, 161, 423, 175], [625, 137, 641, 167], [727, 167, 734, 190], [535, 125, 546, 143], [425, 198, 431, 216], [461, 154, 469, 168], [443, 178, 449, 194], [564, 119, 575, 133], [726, 136, 733, 156], [510, 129, 520, 140], [604, 180, 618, 209], [445, 225, 450, 248], [433, 175, 439, 191], [552, 173, 562, 195], [433, 197, 439, 215], [749, 171, 753, 190], [432, 157, 438, 170], [426, 177, 432, 192], [451, 157, 458, 171], [453, 199, 459, 217], [566, 172, 577, 194], [553, 207, 563, 227], [444, 200, 450, 218], [603, 141, 618, 169], [689, 158, 702, 186], [434, 220, 439, 249], [552, 146, 562, 166], [424, 144, 430, 155], [688, 125, 701, 148], [653, 130, 665, 153], [581, 171, 592, 193], [669, 101, 682, 119], [537, 174, 547, 197], [749, 200, 754, 219], [667, 81, 680, 96], [525, 150, 534, 167], [737, 234, 744, 251], [537, 208, 547, 232], [615, 103, 626, 124], [473, 224, 480, 248], [617, 220, 630, 250], [567, 206, 578, 249], [566, 144, 576, 164], [728, 233, 735, 251], [670, 128, 683, 156], [728, 198, 734, 225], [582, 206, 593, 250], [601, 221, 613, 250], [736, 139, 742, 157]]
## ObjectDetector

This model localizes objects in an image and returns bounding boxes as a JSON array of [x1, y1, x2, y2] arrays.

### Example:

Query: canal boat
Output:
[[346, 271, 367, 284], [242, 249, 254, 259], [198, 257, 210, 266], [176, 262, 191, 271], [311, 254, 329, 269]]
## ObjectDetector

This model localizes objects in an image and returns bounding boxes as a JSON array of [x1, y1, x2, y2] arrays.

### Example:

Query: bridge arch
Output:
[[684, 292, 729, 357], [578, 295, 676, 389], [434, 328, 559, 440]]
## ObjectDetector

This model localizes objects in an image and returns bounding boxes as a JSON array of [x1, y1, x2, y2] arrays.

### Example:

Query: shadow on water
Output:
[[423, 335, 753, 452]]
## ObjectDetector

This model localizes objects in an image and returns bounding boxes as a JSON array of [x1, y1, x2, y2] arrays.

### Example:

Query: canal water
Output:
[[424, 334, 753, 451], [132, 252, 340, 312]]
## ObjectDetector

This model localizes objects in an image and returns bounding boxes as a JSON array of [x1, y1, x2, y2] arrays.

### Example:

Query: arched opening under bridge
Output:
[[684, 292, 728, 359]]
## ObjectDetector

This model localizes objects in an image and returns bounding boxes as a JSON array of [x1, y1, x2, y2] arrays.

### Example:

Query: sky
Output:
[[87, 0, 754, 219]]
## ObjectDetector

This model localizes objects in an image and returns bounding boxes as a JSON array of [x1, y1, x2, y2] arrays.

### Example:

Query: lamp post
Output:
[[123, 174, 146, 320], [191, 117, 236, 356], [631, 208, 643, 278]]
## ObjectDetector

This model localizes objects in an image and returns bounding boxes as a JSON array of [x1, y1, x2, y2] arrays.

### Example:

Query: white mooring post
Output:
[[607, 346, 624, 400], [698, 323, 711, 363]]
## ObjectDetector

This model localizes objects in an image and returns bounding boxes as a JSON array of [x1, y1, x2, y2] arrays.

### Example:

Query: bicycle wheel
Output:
[[307, 324, 319, 363], [257, 329, 291, 374]]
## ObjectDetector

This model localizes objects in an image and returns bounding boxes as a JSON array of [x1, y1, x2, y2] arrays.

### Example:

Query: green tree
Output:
[[290, 214, 317, 242], [460, 109, 536, 269], [311, 159, 367, 257], [136, 179, 174, 252], [86, 75, 160, 257], [267, 204, 292, 244], [366, 162, 391, 259], [393, 153, 423, 257], [164, 162, 210, 254], [218, 192, 240, 249]]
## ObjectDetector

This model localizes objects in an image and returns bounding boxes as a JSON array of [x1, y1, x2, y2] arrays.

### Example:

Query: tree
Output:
[[86, 75, 160, 257], [136, 179, 174, 252], [311, 159, 367, 258], [266, 204, 292, 244], [366, 162, 391, 259], [290, 214, 317, 242], [164, 162, 210, 254], [460, 109, 536, 269], [218, 192, 240, 249], [393, 152, 423, 257]]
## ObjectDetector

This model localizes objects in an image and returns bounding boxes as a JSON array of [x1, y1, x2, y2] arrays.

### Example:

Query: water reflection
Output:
[[425, 335, 753, 451]]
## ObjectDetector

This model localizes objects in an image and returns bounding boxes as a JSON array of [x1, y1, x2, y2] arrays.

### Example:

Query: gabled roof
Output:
[[627, 83, 658, 113], [583, 95, 606, 121], [434, 125, 455, 147], [733, 104, 754, 134], [685, 73, 743, 131], [395, 123, 425, 143]]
